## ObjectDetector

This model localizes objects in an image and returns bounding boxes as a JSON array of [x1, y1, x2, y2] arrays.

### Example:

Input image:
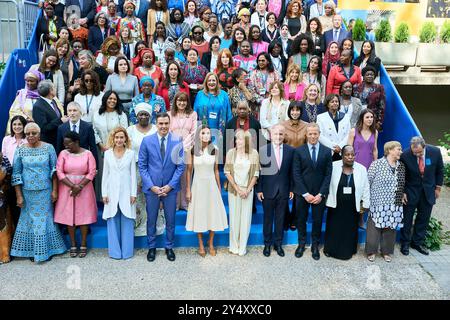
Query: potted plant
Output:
[[374, 20, 417, 67], [416, 21, 450, 67], [352, 18, 366, 52], [394, 22, 410, 43]]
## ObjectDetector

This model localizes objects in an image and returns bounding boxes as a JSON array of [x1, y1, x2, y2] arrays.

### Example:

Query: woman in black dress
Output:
[[324, 145, 370, 260]]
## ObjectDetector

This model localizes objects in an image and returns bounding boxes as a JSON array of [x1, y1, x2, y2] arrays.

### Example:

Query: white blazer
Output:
[[317, 112, 351, 151], [326, 160, 370, 212], [102, 149, 137, 220], [251, 12, 268, 30], [259, 98, 290, 140]]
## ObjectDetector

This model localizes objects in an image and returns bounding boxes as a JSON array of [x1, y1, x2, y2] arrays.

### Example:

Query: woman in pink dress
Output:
[[54, 131, 97, 258], [169, 92, 198, 211]]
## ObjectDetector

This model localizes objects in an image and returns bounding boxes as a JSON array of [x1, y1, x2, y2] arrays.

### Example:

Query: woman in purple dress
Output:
[[347, 109, 378, 170]]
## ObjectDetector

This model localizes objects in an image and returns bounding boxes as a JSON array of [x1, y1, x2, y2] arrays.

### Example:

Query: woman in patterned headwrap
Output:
[[129, 77, 166, 125], [95, 36, 122, 74], [7, 69, 45, 133], [116, 0, 146, 42], [133, 48, 164, 90]]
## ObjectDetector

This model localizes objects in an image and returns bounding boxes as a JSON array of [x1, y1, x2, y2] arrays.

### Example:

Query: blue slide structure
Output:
[[0, 12, 420, 248]]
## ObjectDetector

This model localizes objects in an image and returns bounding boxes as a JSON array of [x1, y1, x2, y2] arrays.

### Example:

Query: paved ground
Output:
[[0, 244, 448, 300], [1, 187, 449, 300]]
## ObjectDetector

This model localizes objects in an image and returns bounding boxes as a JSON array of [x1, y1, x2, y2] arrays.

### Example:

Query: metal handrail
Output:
[[0, 0, 38, 62]]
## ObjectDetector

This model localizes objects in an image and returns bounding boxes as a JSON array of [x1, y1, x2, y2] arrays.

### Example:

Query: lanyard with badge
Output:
[[85, 94, 95, 114], [207, 94, 221, 124], [343, 170, 353, 195]]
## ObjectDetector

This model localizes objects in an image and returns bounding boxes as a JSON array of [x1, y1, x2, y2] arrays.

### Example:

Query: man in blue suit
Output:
[[118, 0, 150, 28], [56, 101, 98, 167], [257, 125, 294, 257], [400, 136, 444, 256], [292, 122, 332, 260], [139, 112, 185, 262], [323, 14, 350, 49]]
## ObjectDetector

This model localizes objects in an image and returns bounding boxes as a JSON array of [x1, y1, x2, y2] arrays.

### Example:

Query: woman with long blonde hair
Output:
[[284, 63, 305, 101], [102, 127, 137, 260]]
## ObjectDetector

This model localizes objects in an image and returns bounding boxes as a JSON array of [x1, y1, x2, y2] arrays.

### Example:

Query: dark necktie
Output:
[[160, 136, 166, 160], [51, 100, 61, 118], [334, 29, 338, 42], [72, 124, 77, 132], [312, 145, 317, 165]]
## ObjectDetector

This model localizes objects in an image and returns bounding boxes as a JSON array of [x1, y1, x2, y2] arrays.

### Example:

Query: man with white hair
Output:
[[400, 136, 444, 256], [32, 80, 68, 148], [56, 101, 98, 166]]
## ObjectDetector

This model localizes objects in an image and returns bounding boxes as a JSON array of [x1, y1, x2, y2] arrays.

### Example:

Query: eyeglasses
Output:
[[25, 131, 39, 136]]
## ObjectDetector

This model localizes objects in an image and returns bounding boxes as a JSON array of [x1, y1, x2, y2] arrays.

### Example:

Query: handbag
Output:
[[38, 34, 49, 62]]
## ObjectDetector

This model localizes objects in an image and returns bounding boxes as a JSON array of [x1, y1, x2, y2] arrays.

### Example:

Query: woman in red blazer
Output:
[[157, 61, 190, 111], [326, 49, 362, 95]]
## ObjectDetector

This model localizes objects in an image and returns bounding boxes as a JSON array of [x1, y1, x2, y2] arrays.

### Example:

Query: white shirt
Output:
[[307, 142, 320, 161], [157, 132, 168, 152], [69, 119, 81, 133]]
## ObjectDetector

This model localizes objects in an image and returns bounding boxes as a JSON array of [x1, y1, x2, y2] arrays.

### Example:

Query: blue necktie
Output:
[[333, 29, 338, 42], [79, 0, 84, 11], [312, 145, 317, 165], [72, 124, 77, 132]]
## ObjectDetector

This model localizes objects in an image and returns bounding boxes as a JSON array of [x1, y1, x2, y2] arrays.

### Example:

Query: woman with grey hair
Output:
[[10, 123, 67, 262], [365, 141, 406, 263], [77, 50, 109, 87]]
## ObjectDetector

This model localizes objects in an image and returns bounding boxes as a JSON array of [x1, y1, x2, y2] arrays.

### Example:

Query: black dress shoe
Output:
[[263, 245, 271, 257], [295, 245, 305, 258], [312, 246, 320, 260], [29, 257, 34, 262], [147, 248, 156, 262], [274, 246, 285, 257], [166, 248, 176, 261], [411, 244, 429, 255], [400, 245, 410, 256]]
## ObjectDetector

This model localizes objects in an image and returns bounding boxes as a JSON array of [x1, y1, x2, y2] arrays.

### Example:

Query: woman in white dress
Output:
[[225, 129, 260, 256], [259, 81, 290, 141], [126, 103, 157, 236], [92, 91, 129, 200], [186, 125, 228, 257]]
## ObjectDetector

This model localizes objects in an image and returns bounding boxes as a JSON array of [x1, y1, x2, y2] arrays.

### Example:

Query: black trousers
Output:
[[262, 194, 288, 247], [401, 189, 433, 247], [295, 195, 326, 246]]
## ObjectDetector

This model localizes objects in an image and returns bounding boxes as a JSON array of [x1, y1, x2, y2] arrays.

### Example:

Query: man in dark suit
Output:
[[292, 122, 332, 260], [257, 125, 294, 257], [33, 80, 69, 148], [323, 14, 350, 49], [65, 0, 97, 26], [56, 101, 99, 167], [400, 136, 444, 256]]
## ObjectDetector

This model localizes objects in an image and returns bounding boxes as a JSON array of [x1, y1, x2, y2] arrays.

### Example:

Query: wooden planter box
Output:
[[374, 42, 418, 66], [416, 43, 450, 67]]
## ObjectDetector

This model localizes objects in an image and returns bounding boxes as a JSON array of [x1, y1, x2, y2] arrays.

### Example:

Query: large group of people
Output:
[[0, 0, 444, 265]]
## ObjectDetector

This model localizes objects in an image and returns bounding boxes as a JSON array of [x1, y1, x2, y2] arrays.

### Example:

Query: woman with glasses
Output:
[[10, 123, 67, 263], [190, 25, 209, 61], [88, 12, 116, 55]]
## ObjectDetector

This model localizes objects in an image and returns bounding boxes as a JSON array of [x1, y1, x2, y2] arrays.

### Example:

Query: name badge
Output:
[[425, 158, 431, 166], [343, 187, 352, 195], [209, 112, 218, 120]]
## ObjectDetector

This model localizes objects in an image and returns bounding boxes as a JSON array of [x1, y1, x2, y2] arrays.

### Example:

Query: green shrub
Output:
[[352, 18, 366, 41], [438, 131, 450, 186], [425, 217, 450, 251], [375, 20, 392, 42], [394, 22, 410, 43], [419, 22, 438, 43], [440, 20, 450, 43]]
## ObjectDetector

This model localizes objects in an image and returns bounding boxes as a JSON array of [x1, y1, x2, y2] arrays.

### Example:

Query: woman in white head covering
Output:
[[126, 103, 158, 236]]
